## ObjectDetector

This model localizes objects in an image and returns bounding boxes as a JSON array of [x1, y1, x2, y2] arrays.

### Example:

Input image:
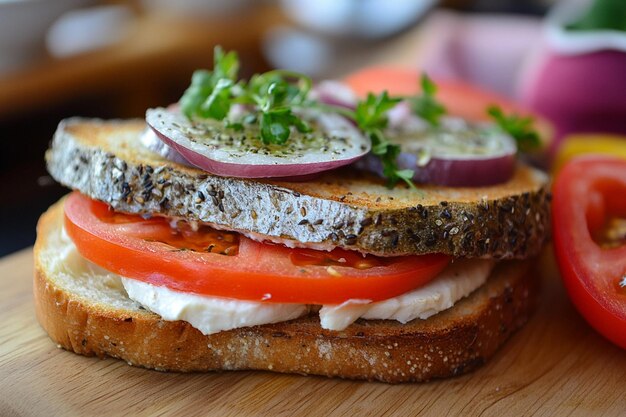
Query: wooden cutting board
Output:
[[1, 247, 625, 417]]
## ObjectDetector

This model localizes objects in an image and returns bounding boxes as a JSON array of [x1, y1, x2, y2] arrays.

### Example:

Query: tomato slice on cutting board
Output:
[[64, 192, 450, 304], [552, 157, 626, 349]]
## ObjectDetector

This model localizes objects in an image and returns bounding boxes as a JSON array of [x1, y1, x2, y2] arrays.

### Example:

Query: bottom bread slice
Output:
[[34, 198, 540, 383]]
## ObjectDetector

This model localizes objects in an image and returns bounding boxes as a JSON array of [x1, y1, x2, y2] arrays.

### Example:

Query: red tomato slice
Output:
[[552, 157, 626, 349], [64, 192, 451, 304]]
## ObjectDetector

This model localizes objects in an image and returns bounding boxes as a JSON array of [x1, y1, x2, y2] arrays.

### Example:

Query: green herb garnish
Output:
[[242, 70, 313, 145], [410, 74, 446, 127], [180, 47, 312, 145], [355, 92, 415, 188], [487, 105, 541, 152], [180, 47, 240, 120]]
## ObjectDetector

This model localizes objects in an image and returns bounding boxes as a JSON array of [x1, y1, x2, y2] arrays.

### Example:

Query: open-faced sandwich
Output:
[[34, 48, 551, 383]]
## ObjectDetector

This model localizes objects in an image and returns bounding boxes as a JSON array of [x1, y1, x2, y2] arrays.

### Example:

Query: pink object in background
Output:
[[417, 11, 543, 99], [417, 5, 626, 156], [519, 0, 626, 151], [521, 50, 626, 143]]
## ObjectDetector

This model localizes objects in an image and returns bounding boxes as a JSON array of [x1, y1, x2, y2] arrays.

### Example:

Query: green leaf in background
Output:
[[567, 0, 626, 32]]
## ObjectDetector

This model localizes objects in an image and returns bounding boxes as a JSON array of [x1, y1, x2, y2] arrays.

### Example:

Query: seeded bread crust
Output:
[[46, 118, 551, 258], [34, 200, 539, 383]]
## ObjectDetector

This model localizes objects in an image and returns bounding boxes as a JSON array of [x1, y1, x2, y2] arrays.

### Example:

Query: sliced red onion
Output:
[[139, 128, 192, 166], [359, 151, 516, 187], [357, 115, 518, 187], [311, 80, 357, 110], [146, 107, 370, 179]]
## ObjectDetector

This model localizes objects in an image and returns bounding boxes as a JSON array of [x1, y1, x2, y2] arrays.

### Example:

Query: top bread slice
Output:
[[46, 118, 551, 258]]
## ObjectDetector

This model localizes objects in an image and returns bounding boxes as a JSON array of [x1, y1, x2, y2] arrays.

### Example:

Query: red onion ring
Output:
[[139, 128, 192, 166], [357, 151, 516, 187], [146, 107, 370, 179], [312, 80, 357, 110], [357, 112, 518, 187]]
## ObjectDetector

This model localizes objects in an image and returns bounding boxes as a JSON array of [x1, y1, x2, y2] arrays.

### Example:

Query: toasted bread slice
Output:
[[46, 118, 551, 258], [34, 198, 539, 383]]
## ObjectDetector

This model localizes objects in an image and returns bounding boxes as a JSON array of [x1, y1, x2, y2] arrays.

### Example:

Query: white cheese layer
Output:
[[318, 259, 494, 330], [121, 279, 309, 335], [121, 258, 492, 334], [55, 221, 493, 335]]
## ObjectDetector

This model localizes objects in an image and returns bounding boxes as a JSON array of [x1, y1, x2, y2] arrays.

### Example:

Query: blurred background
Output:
[[2, 0, 625, 256]]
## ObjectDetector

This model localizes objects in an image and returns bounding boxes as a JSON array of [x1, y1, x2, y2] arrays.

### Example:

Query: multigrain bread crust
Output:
[[34, 200, 540, 383], [46, 118, 551, 259]]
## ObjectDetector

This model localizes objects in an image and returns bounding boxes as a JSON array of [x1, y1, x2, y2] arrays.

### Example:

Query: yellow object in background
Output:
[[553, 134, 626, 174]]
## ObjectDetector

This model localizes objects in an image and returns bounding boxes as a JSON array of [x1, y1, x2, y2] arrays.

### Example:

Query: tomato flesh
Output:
[[98, 209, 240, 255], [552, 156, 626, 349], [64, 192, 451, 304]]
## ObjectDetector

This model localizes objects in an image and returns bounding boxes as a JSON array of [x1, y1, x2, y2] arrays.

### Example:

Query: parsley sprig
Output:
[[180, 46, 239, 120], [240, 70, 313, 145], [487, 106, 541, 152], [354, 92, 415, 188], [180, 47, 312, 145], [410, 74, 446, 127]]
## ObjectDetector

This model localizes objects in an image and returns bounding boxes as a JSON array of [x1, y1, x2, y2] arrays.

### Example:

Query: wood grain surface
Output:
[[1, 247, 625, 417]]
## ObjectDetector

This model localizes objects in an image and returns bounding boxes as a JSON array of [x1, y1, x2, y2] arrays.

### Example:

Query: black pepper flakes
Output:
[[416, 204, 428, 219], [390, 233, 399, 247], [424, 231, 437, 247], [121, 182, 131, 198], [345, 234, 358, 245]]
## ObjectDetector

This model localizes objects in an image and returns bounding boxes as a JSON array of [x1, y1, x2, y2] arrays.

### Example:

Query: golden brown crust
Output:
[[34, 200, 539, 383]]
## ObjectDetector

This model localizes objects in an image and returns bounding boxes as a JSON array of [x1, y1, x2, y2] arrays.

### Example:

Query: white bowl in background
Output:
[[0, 0, 95, 75]]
